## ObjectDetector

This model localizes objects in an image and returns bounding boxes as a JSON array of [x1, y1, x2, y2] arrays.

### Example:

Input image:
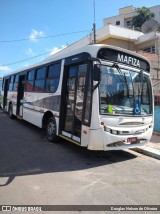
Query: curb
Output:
[[153, 131, 160, 136], [132, 147, 160, 160]]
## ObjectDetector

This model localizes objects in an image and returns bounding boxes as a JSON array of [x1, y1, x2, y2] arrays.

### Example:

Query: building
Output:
[[51, 24, 160, 67], [102, 5, 160, 94], [50, 7, 160, 93], [103, 5, 160, 29]]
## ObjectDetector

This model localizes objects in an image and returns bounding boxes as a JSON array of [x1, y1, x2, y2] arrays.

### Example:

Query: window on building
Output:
[[46, 63, 61, 93], [141, 45, 155, 54], [127, 20, 132, 27], [116, 21, 120, 25], [34, 67, 46, 92], [25, 70, 35, 91], [151, 46, 155, 53]]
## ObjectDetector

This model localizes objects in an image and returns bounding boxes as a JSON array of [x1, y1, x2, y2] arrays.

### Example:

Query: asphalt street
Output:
[[0, 109, 160, 213]]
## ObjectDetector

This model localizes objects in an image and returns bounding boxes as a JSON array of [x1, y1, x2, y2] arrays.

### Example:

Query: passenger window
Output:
[[9, 76, 14, 91], [28, 70, 35, 81], [13, 75, 19, 91], [46, 63, 61, 93], [34, 67, 46, 92], [25, 70, 35, 91]]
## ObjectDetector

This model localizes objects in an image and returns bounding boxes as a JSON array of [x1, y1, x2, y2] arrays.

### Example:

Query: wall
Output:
[[103, 16, 125, 27], [154, 107, 160, 132], [136, 40, 155, 51], [99, 37, 135, 51], [119, 6, 134, 15]]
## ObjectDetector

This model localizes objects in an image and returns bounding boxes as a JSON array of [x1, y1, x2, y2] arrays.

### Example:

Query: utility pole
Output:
[[93, 23, 96, 44], [93, 0, 96, 44]]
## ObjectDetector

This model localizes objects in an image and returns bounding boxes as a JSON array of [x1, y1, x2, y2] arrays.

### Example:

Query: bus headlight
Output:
[[104, 126, 111, 133], [112, 130, 118, 135], [104, 127, 118, 135]]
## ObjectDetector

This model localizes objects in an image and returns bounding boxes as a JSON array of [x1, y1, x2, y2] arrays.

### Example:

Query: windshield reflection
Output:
[[99, 65, 152, 116]]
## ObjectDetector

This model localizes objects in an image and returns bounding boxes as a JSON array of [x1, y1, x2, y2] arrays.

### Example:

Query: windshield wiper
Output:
[[140, 70, 144, 101], [112, 63, 130, 98], [137, 70, 144, 103], [124, 72, 130, 99]]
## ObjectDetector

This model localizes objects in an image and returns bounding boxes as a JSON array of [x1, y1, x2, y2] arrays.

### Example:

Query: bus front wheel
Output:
[[46, 117, 58, 143]]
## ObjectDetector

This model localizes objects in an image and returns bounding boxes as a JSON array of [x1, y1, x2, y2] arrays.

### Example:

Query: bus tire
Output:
[[9, 104, 15, 119], [46, 117, 58, 143]]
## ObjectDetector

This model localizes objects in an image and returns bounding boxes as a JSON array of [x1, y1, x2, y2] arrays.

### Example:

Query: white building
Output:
[[103, 5, 160, 29], [51, 24, 159, 56]]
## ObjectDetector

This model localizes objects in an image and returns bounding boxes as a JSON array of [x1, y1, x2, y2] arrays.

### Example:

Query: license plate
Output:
[[127, 137, 137, 144]]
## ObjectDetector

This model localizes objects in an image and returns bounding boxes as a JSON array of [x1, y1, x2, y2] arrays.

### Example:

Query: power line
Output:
[[2, 51, 51, 67], [0, 30, 90, 43], [0, 29, 91, 68]]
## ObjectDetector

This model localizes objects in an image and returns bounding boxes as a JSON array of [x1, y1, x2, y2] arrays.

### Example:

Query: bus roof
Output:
[[2, 44, 150, 78]]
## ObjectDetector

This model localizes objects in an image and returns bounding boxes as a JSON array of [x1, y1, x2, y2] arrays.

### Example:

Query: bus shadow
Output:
[[0, 110, 137, 186]]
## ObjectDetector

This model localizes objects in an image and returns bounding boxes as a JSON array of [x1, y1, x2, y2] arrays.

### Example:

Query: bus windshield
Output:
[[99, 65, 152, 116]]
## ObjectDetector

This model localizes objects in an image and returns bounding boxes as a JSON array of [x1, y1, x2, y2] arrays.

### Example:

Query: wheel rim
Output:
[[47, 120, 55, 136]]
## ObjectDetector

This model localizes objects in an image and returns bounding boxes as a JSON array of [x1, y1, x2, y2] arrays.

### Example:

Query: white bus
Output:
[[1, 44, 153, 150]]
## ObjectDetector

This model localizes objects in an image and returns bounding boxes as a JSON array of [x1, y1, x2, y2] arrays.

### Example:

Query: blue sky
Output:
[[0, 0, 159, 77]]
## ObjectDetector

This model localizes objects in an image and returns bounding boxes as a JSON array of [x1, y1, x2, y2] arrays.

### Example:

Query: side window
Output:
[[25, 70, 35, 91], [34, 67, 46, 92], [46, 63, 61, 93], [9, 76, 14, 91], [2, 79, 4, 91], [13, 75, 19, 91]]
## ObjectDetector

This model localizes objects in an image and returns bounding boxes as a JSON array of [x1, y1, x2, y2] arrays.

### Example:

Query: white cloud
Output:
[[26, 48, 35, 56], [29, 29, 45, 42], [0, 65, 12, 77], [50, 45, 67, 55], [0, 65, 11, 71]]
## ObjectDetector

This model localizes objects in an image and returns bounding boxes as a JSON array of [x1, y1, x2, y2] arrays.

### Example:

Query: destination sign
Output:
[[97, 48, 150, 72], [117, 54, 140, 67]]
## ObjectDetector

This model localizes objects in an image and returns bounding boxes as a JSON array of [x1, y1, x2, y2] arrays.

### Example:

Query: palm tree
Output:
[[132, 7, 155, 31]]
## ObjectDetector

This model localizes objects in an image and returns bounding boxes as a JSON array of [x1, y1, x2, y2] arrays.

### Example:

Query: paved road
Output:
[[0, 109, 160, 213]]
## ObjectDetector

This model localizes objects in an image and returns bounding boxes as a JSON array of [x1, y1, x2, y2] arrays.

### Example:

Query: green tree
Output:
[[132, 7, 155, 31]]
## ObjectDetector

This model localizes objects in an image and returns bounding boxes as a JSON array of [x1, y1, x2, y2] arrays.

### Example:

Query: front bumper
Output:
[[88, 125, 153, 151]]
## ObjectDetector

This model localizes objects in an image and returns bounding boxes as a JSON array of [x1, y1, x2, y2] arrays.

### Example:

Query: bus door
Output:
[[3, 78, 9, 110], [17, 75, 26, 116], [60, 64, 89, 144]]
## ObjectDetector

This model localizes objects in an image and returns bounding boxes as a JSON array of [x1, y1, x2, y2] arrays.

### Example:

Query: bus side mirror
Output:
[[93, 64, 101, 81]]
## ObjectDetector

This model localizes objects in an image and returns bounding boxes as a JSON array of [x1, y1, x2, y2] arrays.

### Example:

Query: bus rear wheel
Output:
[[46, 117, 58, 143]]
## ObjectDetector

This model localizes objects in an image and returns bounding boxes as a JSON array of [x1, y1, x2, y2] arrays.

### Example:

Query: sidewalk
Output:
[[133, 132, 160, 160]]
